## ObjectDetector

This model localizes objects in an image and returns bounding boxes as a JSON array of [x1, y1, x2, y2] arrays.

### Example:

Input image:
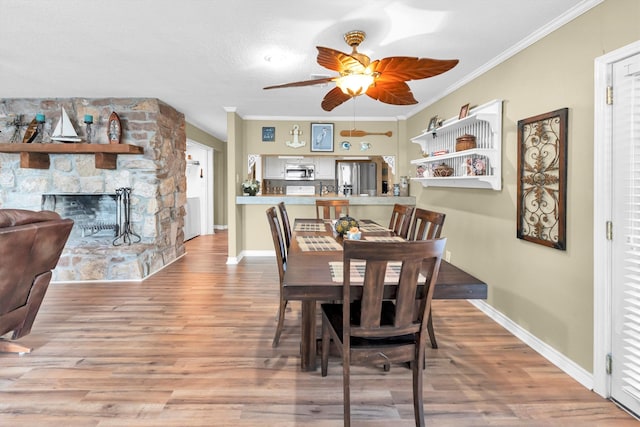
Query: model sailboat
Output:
[[51, 107, 81, 142]]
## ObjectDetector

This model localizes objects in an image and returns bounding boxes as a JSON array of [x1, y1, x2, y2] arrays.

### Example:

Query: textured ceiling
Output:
[[0, 0, 600, 141]]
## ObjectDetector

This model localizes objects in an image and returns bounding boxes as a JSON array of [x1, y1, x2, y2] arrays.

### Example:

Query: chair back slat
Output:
[[408, 208, 446, 241], [316, 199, 350, 219]]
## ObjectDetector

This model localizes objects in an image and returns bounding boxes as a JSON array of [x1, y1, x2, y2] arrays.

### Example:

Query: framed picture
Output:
[[262, 126, 275, 142], [516, 108, 568, 250], [458, 103, 470, 119], [427, 115, 439, 132], [310, 123, 334, 152]]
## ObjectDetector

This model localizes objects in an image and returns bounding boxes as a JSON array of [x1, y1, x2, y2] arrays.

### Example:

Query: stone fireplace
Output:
[[0, 98, 187, 281]]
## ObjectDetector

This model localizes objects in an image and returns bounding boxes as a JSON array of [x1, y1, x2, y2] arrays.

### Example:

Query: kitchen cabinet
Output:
[[314, 156, 336, 180], [410, 99, 502, 190], [264, 157, 286, 179]]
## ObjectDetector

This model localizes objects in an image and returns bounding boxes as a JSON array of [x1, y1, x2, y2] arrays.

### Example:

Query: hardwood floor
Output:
[[0, 232, 636, 426]]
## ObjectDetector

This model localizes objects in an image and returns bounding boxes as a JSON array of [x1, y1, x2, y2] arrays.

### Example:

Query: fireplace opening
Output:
[[42, 193, 118, 243]]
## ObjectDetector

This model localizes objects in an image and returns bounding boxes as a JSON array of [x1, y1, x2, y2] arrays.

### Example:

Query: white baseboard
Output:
[[227, 250, 274, 264], [468, 300, 593, 390]]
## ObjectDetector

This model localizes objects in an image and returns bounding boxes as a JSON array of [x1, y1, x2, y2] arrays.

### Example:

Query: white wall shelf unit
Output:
[[410, 99, 503, 190]]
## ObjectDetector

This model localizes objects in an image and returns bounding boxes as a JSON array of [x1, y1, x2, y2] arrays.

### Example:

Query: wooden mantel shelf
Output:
[[0, 143, 144, 170]]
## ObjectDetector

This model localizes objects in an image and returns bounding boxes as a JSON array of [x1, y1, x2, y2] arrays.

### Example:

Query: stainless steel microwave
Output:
[[285, 163, 315, 180]]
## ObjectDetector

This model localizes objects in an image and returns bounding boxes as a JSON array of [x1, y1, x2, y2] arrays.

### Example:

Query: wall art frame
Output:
[[261, 126, 275, 142], [310, 123, 334, 152], [458, 103, 470, 119], [516, 108, 568, 250]]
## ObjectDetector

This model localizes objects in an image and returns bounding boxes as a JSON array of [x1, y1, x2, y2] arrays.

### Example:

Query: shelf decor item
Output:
[[427, 115, 439, 133], [108, 111, 122, 144], [51, 107, 81, 143], [455, 134, 476, 151], [516, 108, 568, 250], [432, 163, 454, 177], [242, 179, 260, 196], [22, 119, 39, 143], [459, 103, 470, 119]]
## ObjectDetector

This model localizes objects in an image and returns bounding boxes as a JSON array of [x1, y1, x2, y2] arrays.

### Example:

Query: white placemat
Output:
[[294, 222, 326, 232], [296, 235, 342, 252], [329, 261, 425, 283], [359, 223, 391, 232]]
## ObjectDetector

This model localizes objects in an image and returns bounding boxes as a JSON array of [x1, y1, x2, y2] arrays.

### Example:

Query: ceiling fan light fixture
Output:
[[335, 73, 374, 96]]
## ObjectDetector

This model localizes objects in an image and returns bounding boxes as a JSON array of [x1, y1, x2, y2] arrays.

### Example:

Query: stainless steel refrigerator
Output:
[[336, 160, 377, 196]]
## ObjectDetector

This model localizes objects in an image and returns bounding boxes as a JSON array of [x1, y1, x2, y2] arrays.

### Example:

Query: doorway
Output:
[[185, 139, 214, 239], [594, 40, 640, 417]]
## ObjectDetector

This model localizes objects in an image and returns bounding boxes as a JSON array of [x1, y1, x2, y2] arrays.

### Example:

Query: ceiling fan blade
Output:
[[316, 46, 367, 73], [321, 87, 353, 111], [366, 80, 418, 106], [370, 57, 459, 82], [264, 76, 335, 90]]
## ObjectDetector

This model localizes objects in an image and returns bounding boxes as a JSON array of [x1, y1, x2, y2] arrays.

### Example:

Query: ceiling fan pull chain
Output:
[[352, 96, 357, 131]]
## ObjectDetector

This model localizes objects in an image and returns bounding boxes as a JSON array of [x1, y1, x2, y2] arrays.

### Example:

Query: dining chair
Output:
[[321, 238, 446, 427], [265, 207, 288, 347], [407, 207, 446, 349], [277, 201, 292, 250], [316, 199, 350, 219], [388, 203, 415, 238]]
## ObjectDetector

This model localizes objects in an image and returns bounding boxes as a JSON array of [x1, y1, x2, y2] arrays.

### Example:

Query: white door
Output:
[[611, 51, 640, 415]]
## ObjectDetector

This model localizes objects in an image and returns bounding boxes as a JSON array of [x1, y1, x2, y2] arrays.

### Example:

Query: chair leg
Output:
[[343, 355, 351, 427], [427, 311, 438, 349], [321, 318, 330, 377], [0, 339, 32, 354], [412, 351, 426, 427], [272, 298, 287, 347]]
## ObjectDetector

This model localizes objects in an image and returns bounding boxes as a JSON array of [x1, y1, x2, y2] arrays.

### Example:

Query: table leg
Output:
[[300, 300, 317, 371]]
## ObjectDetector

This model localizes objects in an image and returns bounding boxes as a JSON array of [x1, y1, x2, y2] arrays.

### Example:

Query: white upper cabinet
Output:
[[314, 157, 336, 180], [264, 157, 286, 179]]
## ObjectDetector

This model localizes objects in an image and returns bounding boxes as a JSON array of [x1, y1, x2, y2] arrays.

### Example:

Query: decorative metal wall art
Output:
[[516, 108, 568, 250]]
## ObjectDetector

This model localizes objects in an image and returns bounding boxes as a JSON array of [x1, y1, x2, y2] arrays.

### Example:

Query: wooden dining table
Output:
[[283, 218, 488, 371]]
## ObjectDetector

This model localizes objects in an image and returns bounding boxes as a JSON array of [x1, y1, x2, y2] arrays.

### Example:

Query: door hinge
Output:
[[606, 221, 613, 240], [606, 353, 612, 375], [606, 86, 613, 105]]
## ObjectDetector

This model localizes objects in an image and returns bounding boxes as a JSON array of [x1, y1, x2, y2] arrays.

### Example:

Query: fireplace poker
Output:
[[113, 187, 141, 246]]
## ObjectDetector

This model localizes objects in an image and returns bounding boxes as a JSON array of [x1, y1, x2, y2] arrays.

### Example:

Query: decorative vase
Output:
[[247, 188, 257, 196]]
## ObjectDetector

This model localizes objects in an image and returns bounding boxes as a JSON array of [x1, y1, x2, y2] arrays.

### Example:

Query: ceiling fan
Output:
[[264, 30, 459, 112]]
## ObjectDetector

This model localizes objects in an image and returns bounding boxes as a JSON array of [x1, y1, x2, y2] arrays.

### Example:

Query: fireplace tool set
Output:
[[113, 187, 141, 246]]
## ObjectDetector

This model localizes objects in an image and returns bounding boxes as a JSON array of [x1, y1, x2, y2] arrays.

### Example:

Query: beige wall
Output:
[[185, 122, 227, 226], [242, 119, 401, 157], [405, 0, 640, 371]]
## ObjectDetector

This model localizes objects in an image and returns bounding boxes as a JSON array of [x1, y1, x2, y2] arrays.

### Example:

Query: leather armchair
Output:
[[0, 209, 73, 354]]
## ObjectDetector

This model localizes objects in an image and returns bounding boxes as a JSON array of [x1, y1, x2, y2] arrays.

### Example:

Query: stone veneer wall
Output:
[[0, 98, 187, 281]]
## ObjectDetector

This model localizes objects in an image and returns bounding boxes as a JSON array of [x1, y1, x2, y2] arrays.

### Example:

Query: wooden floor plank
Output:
[[0, 232, 636, 425]]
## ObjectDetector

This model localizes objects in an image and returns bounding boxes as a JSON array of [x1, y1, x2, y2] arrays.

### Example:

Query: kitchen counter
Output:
[[236, 194, 415, 205]]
